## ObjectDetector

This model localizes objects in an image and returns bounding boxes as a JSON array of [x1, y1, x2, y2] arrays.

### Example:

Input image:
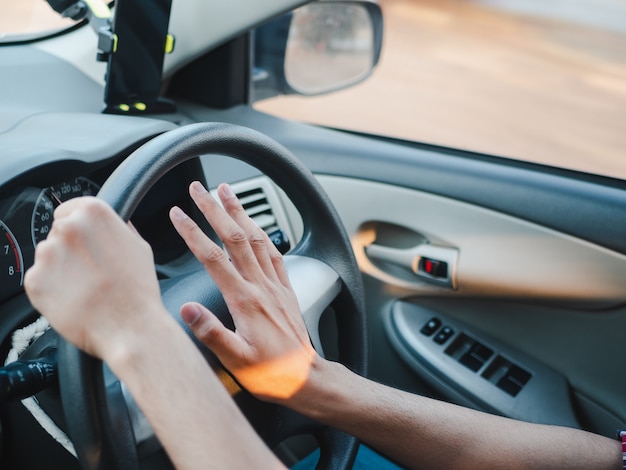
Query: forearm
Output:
[[291, 358, 621, 470], [104, 308, 285, 470]]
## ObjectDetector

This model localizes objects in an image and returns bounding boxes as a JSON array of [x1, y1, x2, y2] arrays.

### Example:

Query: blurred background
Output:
[[257, 0, 626, 179]]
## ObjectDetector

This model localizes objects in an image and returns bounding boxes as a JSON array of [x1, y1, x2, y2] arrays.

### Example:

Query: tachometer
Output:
[[31, 177, 100, 245], [1, 220, 24, 292]]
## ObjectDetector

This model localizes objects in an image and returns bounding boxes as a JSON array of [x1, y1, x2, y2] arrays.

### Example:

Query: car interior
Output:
[[0, 0, 624, 468]]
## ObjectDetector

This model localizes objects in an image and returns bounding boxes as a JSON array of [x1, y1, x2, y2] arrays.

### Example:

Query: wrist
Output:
[[285, 356, 352, 420], [97, 304, 175, 374]]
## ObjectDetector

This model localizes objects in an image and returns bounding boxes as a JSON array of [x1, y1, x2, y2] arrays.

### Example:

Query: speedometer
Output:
[[1, 220, 24, 293], [31, 177, 100, 245]]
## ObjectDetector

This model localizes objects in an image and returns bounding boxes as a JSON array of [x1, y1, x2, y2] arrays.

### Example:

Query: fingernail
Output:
[[181, 303, 202, 326], [191, 181, 208, 194], [221, 183, 235, 198], [170, 206, 188, 221]]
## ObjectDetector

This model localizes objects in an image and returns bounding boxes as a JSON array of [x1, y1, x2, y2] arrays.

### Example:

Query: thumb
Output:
[[180, 302, 242, 361]]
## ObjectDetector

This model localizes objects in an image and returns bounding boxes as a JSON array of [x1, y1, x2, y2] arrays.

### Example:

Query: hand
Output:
[[169, 181, 318, 404], [24, 197, 165, 359]]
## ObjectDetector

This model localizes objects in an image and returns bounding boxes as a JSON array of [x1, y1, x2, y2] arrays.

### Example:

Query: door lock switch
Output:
[[420, 317, 442, 336], [418, 257, 448, 279], [433, 326, 454, 344]]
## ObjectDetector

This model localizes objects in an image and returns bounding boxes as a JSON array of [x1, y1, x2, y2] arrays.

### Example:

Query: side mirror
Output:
[[254, 0, 383, 99]]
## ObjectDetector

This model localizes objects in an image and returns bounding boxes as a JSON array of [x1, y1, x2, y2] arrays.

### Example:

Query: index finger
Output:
[[188, 182, 267, 284], [169, 205, 244, 296]]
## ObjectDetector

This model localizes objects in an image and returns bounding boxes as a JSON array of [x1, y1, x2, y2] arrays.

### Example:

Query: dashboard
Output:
[[0, 112, 205, 307]]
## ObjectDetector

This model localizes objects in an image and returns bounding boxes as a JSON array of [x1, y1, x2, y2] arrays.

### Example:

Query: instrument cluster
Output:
[[0, 177, 99, 303]]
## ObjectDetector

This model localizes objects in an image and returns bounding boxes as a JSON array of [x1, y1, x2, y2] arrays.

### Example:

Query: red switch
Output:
[[419, 257, 448, 279], [424, 259, 434, 274]]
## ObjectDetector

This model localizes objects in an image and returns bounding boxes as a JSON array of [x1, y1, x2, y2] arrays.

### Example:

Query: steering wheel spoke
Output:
[[284, 255, 341, 356]]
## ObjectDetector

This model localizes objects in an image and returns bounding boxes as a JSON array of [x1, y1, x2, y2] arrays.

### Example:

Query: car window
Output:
[[0, 0, 77, 42], [254, 0, 626, 180]]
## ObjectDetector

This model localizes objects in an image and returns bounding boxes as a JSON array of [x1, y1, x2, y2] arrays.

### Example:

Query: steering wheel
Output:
[[56, 122, 368, 470]]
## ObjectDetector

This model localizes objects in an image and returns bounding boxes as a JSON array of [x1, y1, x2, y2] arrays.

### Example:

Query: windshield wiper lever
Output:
[[0, 349, 57, 403]]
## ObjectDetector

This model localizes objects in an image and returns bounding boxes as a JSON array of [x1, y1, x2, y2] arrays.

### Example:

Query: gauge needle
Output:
[[49, 190, 63, 205]]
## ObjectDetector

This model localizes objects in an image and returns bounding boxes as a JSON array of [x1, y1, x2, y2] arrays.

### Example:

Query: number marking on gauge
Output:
[[1, 220, 24, 289]]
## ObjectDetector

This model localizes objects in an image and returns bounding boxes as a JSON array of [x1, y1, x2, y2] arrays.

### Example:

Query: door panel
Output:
[[313, 176, 626, 437]]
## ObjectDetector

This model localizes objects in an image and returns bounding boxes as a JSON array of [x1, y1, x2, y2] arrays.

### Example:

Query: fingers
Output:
[[169, 205, 243, 294], [216, 183, 284, 284], [173, 181, 291, 288], [192, 182, 271, 283], [180, 302, 244, 361], [260, 229, 292, 289], [52, 197, 151, 261], [24, 238, 58, 311], [213, 183, 291, 287], [52, 195, 114, 225]]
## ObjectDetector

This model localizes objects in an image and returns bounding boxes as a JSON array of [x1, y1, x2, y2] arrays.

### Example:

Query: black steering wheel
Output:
[[56, 122, 368, 469]]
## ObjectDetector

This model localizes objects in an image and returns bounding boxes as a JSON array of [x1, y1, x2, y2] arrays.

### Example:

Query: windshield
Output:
[[255, 0, 626, 180], [0, 0, 78, 42]]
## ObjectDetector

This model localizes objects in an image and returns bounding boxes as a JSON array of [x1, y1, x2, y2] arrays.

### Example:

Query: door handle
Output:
[[365, 242, 458, 288]]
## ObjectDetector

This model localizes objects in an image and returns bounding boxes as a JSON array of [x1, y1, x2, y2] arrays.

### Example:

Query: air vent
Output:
[[218, 178, 295, 254], [234, 186, 279, 234]]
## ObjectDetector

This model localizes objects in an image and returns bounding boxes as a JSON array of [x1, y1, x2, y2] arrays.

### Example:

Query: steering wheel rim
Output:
[[57, 122, 368, 469]]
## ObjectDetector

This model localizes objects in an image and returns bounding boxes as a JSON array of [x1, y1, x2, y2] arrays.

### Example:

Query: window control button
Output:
[[434, 326, 454, 344], [498, 375, 523, 396], [483, 356, 532, 397], [497, 365, 532, 397], [460, 343, 493, 371], [420, 317, 442, 336]]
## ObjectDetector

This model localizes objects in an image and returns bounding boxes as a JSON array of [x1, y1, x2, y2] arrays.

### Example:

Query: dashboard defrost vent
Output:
[[235, 186, 279, 235]]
